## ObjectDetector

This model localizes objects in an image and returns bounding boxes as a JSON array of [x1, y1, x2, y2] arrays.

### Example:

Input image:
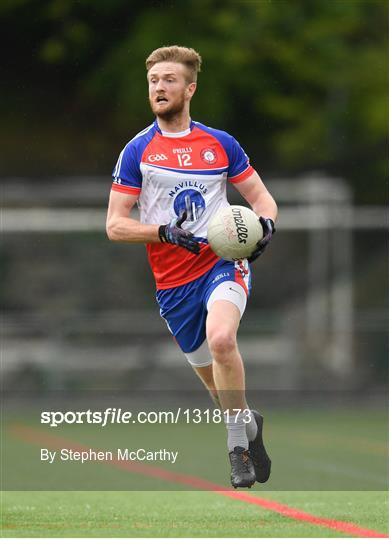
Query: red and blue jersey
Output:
[[111, 119, 254, 289]]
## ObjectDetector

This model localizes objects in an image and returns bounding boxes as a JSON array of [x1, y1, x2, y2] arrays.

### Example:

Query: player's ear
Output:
[[186, 82, 197, 99]]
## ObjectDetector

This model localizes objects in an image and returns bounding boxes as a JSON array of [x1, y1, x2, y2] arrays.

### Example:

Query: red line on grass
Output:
[[9, 424, 388, 538], [221, 491, 389, 538]]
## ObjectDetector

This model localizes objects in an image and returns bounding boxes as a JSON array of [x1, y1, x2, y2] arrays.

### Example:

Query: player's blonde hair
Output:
[[146, 46, 202, 83]]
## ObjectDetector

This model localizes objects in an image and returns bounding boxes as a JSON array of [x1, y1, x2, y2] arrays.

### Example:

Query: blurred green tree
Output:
[[0, 0, 387, 202]]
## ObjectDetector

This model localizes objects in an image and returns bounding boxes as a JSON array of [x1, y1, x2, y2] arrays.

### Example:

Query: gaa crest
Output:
[[201, 148, 217, 165]]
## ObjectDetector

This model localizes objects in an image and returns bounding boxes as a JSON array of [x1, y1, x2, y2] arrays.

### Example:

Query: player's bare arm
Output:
[[234, 170, 278, 222], [106, 191, 160, 243], [234, 171, 277, 262], [106, 190, 200, 253]]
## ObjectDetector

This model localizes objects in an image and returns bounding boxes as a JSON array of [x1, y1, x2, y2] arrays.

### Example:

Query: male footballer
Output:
[[106, 45, 277, 488]]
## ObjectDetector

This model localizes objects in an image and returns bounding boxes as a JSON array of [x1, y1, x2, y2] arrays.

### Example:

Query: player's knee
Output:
[[208, 330, 237, 359]]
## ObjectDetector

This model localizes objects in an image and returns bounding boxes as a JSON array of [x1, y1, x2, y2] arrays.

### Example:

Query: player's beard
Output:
[[150, 93, 186, 121]]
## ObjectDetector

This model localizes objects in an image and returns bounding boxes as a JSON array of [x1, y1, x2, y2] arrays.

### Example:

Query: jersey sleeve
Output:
[[111, 142, 142, 195], [227, 136, 254, 184]]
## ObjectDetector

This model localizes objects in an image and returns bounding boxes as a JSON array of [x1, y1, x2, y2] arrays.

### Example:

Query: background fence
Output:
[[2, 175, 388, 398]]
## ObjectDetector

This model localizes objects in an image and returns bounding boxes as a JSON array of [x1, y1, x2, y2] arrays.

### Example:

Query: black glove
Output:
[[247, 217, 276, 263], [159, 211, 200, 255]]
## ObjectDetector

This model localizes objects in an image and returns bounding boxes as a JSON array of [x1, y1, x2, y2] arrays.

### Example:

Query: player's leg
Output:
[[205, 277, 249, 418], [206, 299, 245, 410], [190, 308, 270, 486], [192, 364, 221, 408], [205, 298, 255, 487], [205, 279, 271, 485], [156, 263, 269, 486]]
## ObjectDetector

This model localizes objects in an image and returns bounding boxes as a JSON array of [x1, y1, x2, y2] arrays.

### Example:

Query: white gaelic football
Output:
[[207, 205, 263, 261]]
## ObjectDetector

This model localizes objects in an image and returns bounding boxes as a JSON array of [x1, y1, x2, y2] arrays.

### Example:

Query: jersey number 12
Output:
[[177, 154, 192, 167]]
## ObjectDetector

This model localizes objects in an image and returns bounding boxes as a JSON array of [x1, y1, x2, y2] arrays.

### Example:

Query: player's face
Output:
[[148, 62, 196, 119]]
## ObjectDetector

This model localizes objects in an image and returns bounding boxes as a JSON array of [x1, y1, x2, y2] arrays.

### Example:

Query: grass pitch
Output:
[[2, 490, 388, 537]]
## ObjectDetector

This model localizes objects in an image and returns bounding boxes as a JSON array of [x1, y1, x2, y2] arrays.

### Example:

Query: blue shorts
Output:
[[156, 259, 251, 364]]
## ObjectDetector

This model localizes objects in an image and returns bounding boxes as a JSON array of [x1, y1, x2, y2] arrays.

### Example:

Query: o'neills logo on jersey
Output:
[[148, 153, 168, 162], [172, 147, 192, 154], [231, 207, 248, 244], [201, 148, 217, 165]]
